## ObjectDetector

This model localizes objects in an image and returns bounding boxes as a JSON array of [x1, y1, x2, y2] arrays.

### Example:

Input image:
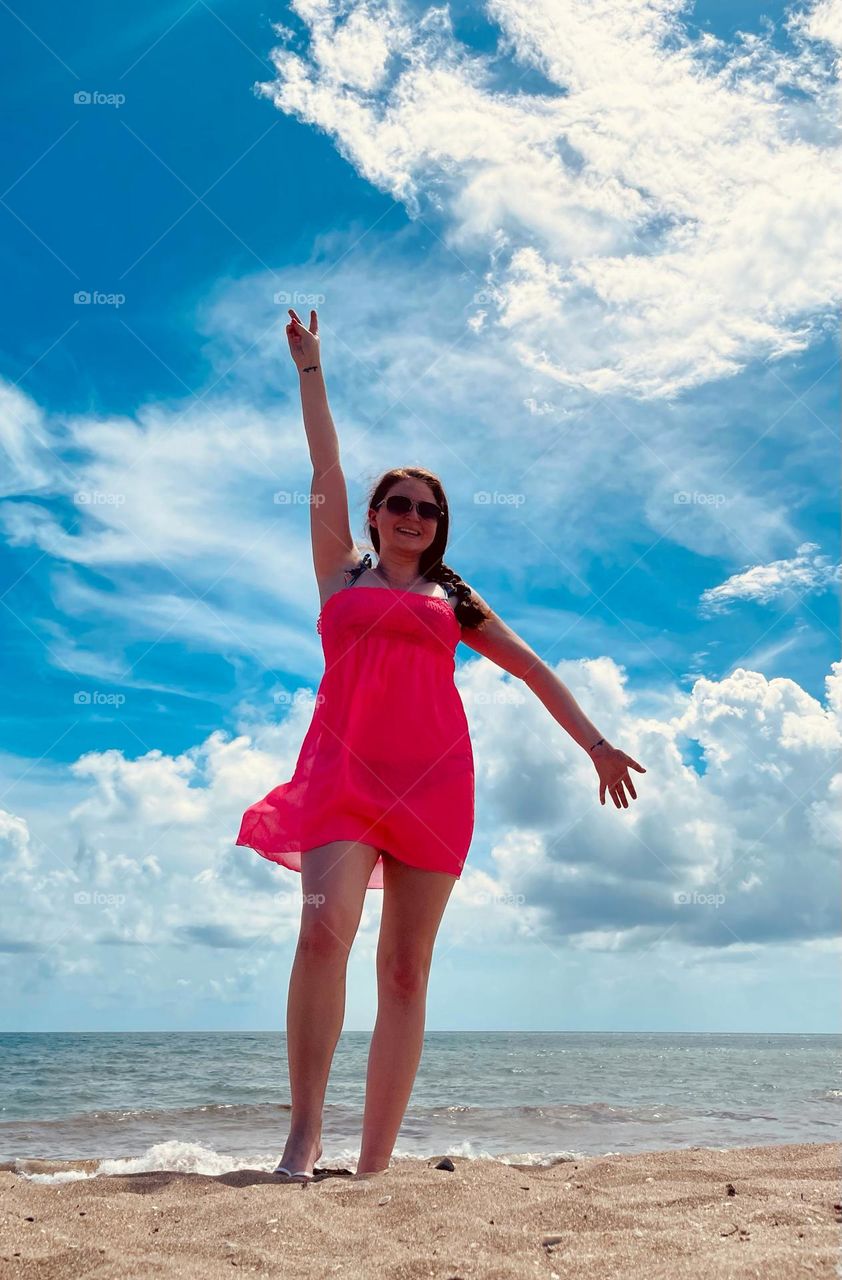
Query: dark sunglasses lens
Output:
[[383, 495, 441, 520]]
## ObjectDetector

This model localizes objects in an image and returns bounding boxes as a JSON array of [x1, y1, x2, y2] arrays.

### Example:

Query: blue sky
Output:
[[1, 0, 839, 1033]]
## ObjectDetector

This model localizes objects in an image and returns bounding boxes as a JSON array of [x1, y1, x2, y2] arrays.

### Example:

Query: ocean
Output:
[[2, 1031, 838, 1178]]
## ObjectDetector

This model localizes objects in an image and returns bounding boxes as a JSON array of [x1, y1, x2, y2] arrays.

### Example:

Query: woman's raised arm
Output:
[[287, 308, 359, 584]]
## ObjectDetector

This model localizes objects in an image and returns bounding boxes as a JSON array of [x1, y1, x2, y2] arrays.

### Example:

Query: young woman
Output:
[[235, 308, 646, 1182]]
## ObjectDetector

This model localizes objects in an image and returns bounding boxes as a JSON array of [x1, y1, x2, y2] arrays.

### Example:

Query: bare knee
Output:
[[297, 912, 357, 962], [376, 952, 431, 1002]]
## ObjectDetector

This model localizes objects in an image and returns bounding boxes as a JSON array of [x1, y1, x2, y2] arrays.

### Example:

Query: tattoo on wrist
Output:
[[301, 364, 319, 373], [589, 737, 605, 752]]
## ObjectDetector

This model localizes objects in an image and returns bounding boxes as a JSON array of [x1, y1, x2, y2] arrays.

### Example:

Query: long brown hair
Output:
[[362, 467, 491, 630]]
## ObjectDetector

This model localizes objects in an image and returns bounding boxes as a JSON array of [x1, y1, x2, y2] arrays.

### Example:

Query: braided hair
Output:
[[363, 467, 491, 630]]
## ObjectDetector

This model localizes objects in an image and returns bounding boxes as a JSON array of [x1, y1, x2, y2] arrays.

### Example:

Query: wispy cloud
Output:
[[699, 540, 841, 615]]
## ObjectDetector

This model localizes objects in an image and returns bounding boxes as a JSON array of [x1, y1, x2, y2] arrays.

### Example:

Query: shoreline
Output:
[[2, 1140, 838, 1278]]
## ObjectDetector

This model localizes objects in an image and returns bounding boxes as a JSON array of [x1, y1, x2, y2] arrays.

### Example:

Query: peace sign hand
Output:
[[590, 741, 647, 809], [286, 308, 320, 371]]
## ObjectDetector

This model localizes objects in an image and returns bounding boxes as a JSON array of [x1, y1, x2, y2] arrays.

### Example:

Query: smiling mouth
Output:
[[396, 527, 421, 536]]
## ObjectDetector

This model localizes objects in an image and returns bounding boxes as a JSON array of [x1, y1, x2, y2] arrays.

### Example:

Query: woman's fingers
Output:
[[287, 308, 319, 335], [597, 751, 644, 808]]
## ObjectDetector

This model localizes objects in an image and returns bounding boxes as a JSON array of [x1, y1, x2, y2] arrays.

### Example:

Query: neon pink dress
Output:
[[234, 556, 475, 890]]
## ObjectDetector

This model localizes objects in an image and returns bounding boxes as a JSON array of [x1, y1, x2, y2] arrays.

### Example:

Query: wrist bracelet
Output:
[[589, 737, 605, 752]]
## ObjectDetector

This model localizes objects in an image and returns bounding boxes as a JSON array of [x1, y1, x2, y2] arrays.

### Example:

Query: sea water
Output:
[[2, 1030, 838, 1178]]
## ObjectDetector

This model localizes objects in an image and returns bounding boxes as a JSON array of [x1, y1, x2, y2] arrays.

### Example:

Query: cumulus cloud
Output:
[[257, 0, 842, 399], [1, 655, 839, 1009], [699, 541, 842, 615], [475, 657, 842, 950], [0, 720, 312, 1005]]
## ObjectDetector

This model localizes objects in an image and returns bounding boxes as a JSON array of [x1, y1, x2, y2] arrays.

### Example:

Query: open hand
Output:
[[286, 308, 320, 371], [591, 741, 646, 809]]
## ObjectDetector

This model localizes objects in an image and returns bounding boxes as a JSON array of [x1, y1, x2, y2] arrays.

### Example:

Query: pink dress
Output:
[[234, 561, 475, 890]]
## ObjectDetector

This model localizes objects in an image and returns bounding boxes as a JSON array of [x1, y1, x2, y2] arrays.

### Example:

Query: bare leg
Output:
[[277, 839, 380, 1175], [356, 854, 457, 1176]]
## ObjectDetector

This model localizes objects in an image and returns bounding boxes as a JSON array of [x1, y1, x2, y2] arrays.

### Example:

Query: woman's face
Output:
[[370, 481, 442, 556]]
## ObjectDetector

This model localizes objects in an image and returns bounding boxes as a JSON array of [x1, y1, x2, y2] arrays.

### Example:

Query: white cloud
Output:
[[2, 655, 839, 1011], [699, 540, 841, 615], [790, 0, 842, 51], [258, 0, 842, 399], [469, 655, 842, 949], [69, 747, 207, 826], [0, 207, 827, 694]]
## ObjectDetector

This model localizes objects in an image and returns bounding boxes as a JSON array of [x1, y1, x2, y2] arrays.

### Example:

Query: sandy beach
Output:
[[2, 1141, 838, 1279]]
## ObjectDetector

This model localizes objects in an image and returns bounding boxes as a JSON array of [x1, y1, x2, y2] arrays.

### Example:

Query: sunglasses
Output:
[[374, 495, 443, 521]]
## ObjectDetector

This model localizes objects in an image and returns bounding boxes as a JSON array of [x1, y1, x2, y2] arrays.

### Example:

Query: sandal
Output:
[[273, 1164, 314, 1182]]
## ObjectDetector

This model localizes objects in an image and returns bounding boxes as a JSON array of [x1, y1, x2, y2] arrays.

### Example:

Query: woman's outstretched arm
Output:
[[458, 587, 646, 809], [286, 308, 360, 586]]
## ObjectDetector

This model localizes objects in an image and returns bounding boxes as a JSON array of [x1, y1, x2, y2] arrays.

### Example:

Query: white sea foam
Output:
[[16, 1167, 94, 1184], [14, 1138, 587, 1183]]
